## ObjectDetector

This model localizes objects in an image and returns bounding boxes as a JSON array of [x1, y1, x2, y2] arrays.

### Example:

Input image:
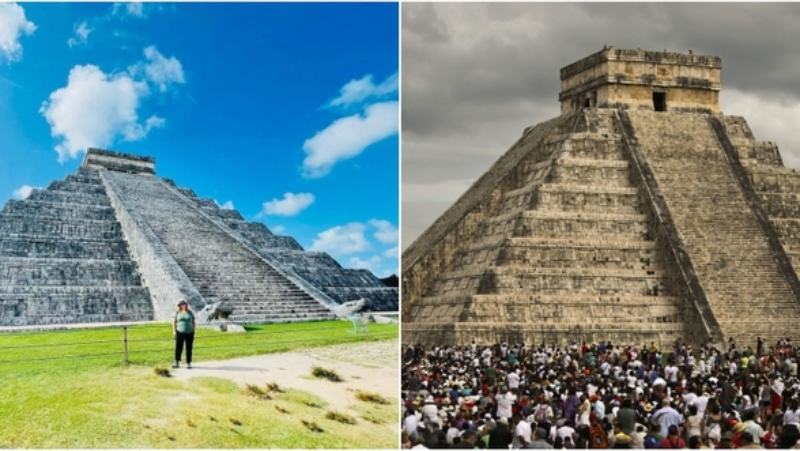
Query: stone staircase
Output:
[[0, 167, 153, 326], [104, 171, 335, 323], [179, 188, 398, 312], [626, 111, 800, 346], [404, 110, 694, 346]]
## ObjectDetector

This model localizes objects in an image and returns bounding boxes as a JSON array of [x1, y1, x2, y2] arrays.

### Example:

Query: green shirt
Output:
[[174, 311, 195, 333]]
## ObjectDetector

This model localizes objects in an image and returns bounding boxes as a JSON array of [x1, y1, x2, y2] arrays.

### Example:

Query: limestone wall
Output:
[[403, 109, 702, 347], [0, 167, 154, 326], [559, 47, 722, 114], [83, 148, 156, 175], [402, 115, 570, 316]]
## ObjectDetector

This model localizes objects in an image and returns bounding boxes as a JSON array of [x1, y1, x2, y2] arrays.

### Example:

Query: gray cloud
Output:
[[402, 2, 800, 248]]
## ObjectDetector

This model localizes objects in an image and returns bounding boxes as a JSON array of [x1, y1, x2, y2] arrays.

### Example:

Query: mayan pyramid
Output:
[[402, 47, 800, 348], [0, 149, 398, 326]]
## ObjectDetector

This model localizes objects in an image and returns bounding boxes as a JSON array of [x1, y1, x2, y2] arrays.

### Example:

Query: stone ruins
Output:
[[0, 149, 398, 326], [402, 47, 800, 348]]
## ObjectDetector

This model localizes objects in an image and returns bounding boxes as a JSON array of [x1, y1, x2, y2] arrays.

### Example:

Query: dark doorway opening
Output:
[[653, 92, 667, 112], [583, 98, 591, 108]]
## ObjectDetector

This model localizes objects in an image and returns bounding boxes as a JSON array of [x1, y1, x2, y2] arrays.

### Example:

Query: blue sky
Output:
[[0, 2, 399, 277]]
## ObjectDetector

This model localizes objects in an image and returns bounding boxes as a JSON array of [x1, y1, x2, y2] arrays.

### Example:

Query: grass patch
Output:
[[266, 382, 284, 393], [311, 366, 343, 382], [355, 390, 389, 405], [326, 411, 357, 425], [361, 414, 384, 425], [153, 367, 171, 378], [350, 398, 397, 426], [301, 419, 324, 433], [276, 388, 329, 409], [244, 384, 272, 401], [192, 377, 239, 395], [0, 323, 398, 448], [0, 320, 397, 376]]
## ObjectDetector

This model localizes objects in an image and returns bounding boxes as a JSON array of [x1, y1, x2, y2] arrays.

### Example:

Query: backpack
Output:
[[589, 424, 608, 449]]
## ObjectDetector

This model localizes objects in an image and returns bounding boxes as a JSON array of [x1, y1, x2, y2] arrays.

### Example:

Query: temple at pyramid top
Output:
[[82, 148, 157, 175], [559, 46, 722, 114]]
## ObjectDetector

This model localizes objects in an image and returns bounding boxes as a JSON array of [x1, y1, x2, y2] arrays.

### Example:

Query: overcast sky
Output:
[[402, 3, 800, 249]]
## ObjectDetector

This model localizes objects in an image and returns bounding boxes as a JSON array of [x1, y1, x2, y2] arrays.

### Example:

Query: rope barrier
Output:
[[0, 351, 124, 365], [0, 321, 375, 337]]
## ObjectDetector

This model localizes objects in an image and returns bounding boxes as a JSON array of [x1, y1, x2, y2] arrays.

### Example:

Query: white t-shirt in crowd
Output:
[[405, 413, 420, 435], [665, 365, 679, 383], [496, 392, 516, 419], [557, 425, 576, 441], [784, 409, 800, 427], [512, 420, 532, 449]]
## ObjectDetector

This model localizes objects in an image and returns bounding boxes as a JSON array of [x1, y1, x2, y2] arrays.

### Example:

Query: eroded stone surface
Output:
[[0, 149, 397, 327], [402, 48, 800, 347]]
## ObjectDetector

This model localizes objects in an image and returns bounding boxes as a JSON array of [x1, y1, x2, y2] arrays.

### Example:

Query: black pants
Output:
[[175, 332, 194, 363]]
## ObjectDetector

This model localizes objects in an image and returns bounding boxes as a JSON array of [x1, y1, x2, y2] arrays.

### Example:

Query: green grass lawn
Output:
[[0, 321, 398, 448]]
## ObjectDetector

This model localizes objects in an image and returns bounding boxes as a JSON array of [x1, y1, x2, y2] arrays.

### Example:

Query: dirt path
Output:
[[172, 339, 399, 414]]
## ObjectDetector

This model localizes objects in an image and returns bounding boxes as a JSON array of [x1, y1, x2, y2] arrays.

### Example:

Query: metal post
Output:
[[361, 314, 370, 338], [123, 326, 129, 364]]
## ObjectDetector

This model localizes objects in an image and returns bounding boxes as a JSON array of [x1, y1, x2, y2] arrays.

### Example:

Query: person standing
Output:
[[173, 300, 196, 369]]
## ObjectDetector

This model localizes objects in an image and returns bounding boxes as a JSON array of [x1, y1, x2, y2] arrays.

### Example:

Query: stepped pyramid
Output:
[[402, 47, 800, 348], [0, 149, 398, 326]]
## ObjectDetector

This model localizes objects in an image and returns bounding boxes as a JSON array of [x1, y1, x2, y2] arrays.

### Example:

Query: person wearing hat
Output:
[[732, 421, 748, 448], [592, 394, 606, 421], [172, 299, 196, 369], [612, 432, 632, 449]]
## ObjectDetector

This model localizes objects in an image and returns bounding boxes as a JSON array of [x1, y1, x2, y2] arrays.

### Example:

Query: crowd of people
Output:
[[401, 337, 800, 449]]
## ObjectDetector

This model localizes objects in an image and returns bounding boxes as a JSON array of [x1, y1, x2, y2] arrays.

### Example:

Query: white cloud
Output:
[[67, 21, 93, 48], [0, 3, 36, 63], [302, 101, 398, 178], [260, 192, 315, 217], [40, 64, 164, 162], [328, 73, 398, 109], [721, 89, 800, 168], [383, 246, 399, 258], [348, 255, 383, 272], [214, 200, 234, 210], [11, 185, 41, 200], [368, 219, 398, 244], [112, 2, 144, 18], [271, 225, 286, 234], [141, 46, 185, 92], [309, 222, 371, 254], [41, 46, 184, 162]]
